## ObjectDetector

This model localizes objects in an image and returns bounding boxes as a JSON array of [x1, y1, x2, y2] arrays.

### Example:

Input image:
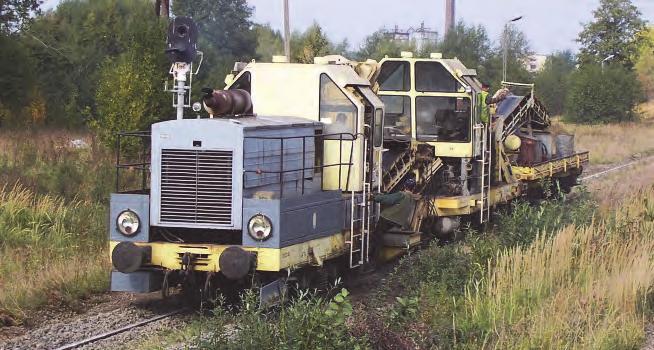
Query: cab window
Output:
[[380, 95, 411, 141], [319, 74, 357, 136], [374, 108, 383, 147], [416, 97, 470, 142], [415, 62, 461, 92], [378, 61, 410, 91]]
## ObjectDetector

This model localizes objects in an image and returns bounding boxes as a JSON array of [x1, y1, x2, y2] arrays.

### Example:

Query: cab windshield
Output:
[[416, 96, 471, 142]]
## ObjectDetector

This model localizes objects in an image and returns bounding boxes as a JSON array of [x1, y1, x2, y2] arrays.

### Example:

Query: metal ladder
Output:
[[348, 137, 371, 269], [479, 123, 492, 224], [348, 183, 371, 268], [382, 148, 415, 192]]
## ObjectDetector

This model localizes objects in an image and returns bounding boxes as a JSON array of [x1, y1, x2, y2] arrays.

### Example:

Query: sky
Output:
[[42, 0, 654, 55]]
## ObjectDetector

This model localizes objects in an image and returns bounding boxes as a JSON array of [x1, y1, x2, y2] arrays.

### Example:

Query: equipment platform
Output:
[[512, 152, 589, 181]]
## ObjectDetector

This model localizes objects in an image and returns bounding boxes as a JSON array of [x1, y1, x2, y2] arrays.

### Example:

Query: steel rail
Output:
[[54, 308, 185, 350], [580, 158, 646, 182]]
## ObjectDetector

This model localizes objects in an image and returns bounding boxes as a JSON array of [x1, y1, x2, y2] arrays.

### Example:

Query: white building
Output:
[[525, 54, 548, 73]]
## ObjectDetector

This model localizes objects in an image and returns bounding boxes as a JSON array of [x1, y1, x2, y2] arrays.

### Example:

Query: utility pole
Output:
[[502, 16, 523, 83], [283, 0, 291, 62], [155, 0, 170, 18]]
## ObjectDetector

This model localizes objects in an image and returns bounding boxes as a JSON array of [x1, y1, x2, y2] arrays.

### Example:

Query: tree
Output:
[[94, 49, 170, 149], [20, 0, 170, 126], [479, 25, 533, 90], [566, 64, 641, 123], [292, 22, 330, 63], [353, 29, 416, 61], [438, 21, 491, 70], [254, 24, 284, 62], [635, 27, 654, 99], [535, 51, 576, 115], [0, 34, 37, 126], [0, 0, 41, 34], [577, 0, 647, 67], [173, 0, 257, 89]]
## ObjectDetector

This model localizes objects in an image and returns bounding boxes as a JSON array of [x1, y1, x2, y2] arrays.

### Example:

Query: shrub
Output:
[[198, 289, 366, 349], [93, 49, 169, 150], [566, 63, 642, 123], [534, 51, 576, 116]]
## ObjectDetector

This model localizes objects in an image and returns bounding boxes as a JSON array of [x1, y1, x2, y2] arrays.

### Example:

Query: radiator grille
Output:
[[160, 149, 233, 225]]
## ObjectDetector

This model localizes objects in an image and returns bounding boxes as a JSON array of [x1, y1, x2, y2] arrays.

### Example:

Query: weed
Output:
[[196, 288, 366, 349], [0, 185, 107, 320]]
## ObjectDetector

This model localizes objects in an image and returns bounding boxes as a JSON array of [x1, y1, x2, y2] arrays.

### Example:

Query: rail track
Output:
[[580, 157, 647, 182], [48, 157, 651, 350], [53, 309, 185, 350]]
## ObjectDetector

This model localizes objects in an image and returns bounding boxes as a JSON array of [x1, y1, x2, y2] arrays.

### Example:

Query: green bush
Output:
[[534, 51, 576, 116], [93, 48, 170, 150], [566, 63, 642, 123], [198, 289, 366, 350]]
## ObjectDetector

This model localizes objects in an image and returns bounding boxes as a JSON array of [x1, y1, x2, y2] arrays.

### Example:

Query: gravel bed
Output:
[[0, 293, 187, 350]]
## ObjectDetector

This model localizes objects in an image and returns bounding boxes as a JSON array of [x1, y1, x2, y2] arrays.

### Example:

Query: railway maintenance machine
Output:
[[108, 18, 588, 301]]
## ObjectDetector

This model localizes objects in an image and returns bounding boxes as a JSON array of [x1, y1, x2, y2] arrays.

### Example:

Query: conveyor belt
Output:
[[496, 94, 551, 140]]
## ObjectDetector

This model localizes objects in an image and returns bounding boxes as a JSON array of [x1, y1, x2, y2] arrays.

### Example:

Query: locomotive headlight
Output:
[[247, 214, 272, 241], [117, 210, 140, 236]]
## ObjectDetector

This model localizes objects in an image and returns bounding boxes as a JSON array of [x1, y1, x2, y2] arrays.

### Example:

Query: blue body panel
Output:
[[242, 190, 344, 248], [110, 271, 161, 293], [110, 193, 150, 242]]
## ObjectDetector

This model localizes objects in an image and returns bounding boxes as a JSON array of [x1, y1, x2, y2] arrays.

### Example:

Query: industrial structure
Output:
[[445, 0, 455, 35], [384, 22, 438, 51]]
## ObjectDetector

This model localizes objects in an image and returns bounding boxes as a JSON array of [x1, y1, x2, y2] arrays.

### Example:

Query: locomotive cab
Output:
[[377, 54, 483, 159]]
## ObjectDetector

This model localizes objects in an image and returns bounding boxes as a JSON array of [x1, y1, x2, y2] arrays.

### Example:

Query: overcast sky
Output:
[[43, 0, 654, 55]]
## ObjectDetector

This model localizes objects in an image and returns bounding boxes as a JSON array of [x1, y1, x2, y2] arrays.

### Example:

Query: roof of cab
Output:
[[240, 62, 371, 88]]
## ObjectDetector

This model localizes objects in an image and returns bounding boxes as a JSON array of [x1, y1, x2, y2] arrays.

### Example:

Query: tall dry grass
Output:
[[554, 119, 654, 164], [0, 129, 115, 202], [0, 185, 108, 320], [457, 187, 654, 349], [0, 130, 120, 322]]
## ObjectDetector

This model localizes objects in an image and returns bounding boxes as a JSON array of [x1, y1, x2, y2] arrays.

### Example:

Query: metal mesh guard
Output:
[[160, 149, 233, 225]]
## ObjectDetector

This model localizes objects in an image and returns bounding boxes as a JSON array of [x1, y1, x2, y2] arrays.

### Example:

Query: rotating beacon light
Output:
[[165, 16, 203, 120]]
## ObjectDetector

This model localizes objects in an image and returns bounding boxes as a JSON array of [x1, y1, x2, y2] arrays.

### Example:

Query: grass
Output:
[[0, 129, 115, 202], [0, 130, 117, 322], [553, 118, 654, 164], [456, 187, 654, 349], [587, 160, 654, 213], [0, 185, 108, 320]]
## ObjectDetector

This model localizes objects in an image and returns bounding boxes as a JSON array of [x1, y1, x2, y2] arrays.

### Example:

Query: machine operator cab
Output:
[[224, 56, 385, 192], [376, 52, 484, 159]]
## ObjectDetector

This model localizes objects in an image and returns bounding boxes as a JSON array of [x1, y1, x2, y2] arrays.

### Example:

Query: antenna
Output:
[[164, 17, 203, 120]]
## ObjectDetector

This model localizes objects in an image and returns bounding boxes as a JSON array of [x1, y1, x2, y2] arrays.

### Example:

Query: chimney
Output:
[[444, 0, 455, 36]]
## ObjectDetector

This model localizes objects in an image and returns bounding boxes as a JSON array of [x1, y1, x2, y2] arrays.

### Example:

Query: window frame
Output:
[[415, 95, 472, 143], [317, 73, 359, 135], [379, 94, 412, 141], [414, 61, 463, 93], [377, 60, 411, 92]]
